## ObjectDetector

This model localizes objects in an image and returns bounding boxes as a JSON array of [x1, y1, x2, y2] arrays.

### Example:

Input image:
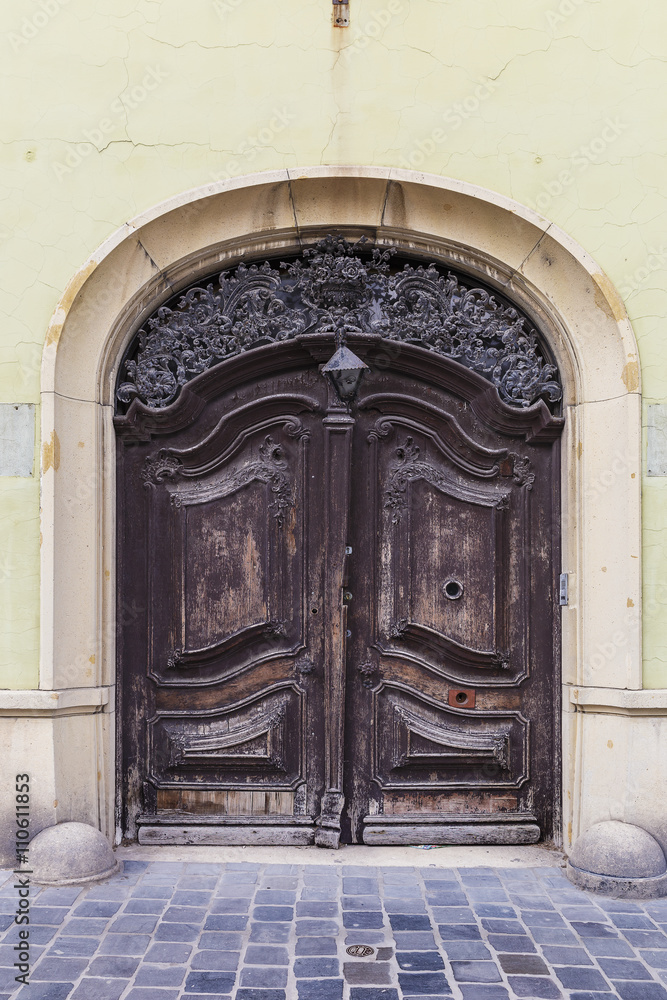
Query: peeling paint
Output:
[[41, 430, 60, 473], [622, 360, 639, 392], [592, 272, 626, 323], [45, 259, 97, 348], [627, 598, 634, 607]]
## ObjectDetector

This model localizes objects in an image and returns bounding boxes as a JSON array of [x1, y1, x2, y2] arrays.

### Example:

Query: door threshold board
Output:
[[363, 813, 540, 846], [363, 811, 538, 825], [138, 823, 316, 846], [137, 812, 314, 826]]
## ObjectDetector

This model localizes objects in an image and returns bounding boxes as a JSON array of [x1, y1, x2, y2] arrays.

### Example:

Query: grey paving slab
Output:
[[144, 942, 193, 963], [507, 976, 562, 997], [15, 985, 76, 1000], [124, 989, 181, 1000], [45, 938, 99, 958], [344, 963, 393, 985], [29, 957, 89, 980], [86, 955, 141, 977], [35, 891, 83, 908], [59, 918, 110, 937], [459, 987, 510, 1000], [70, 980, 129, 1000], [191, 950, 241, 971], [248, 922, 291, 944], [3, 924, 58, 945], [71, 901, 122, 918], [450, 961, 502, 983], [98, 934, 152, 956], [240, 965, 288, 987], [134, 965, 186, 986]]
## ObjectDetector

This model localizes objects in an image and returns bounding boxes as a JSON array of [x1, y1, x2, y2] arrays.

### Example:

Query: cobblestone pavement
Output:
[[2, 859, 667, 1000]]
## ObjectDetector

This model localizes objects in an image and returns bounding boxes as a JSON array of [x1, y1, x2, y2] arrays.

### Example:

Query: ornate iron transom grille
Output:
[[116, 235, 562, 411]]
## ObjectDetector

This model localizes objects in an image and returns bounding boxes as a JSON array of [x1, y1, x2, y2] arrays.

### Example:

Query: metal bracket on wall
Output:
[[333, 0, 349, 27]]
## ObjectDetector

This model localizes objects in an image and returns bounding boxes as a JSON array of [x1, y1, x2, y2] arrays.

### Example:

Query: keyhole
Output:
[[448, 687, 475, 709], [443, 579, 463, 600], [311, 607, 318, 615]]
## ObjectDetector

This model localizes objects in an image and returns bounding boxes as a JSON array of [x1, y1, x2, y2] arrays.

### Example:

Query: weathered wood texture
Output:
[[138, 825, 315, 846], [116, 335, 562, 846], [363, 824, 541, 846]]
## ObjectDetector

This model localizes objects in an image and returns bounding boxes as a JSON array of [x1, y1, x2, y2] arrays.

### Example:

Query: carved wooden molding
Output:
[[117, 235, 562, 412]]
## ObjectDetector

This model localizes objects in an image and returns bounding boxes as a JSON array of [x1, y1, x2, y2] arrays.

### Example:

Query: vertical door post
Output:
[[314, 403, 355, 848]]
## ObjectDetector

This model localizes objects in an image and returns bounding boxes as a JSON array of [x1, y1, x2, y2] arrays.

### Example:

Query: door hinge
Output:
[[559, 573, 568, 606]]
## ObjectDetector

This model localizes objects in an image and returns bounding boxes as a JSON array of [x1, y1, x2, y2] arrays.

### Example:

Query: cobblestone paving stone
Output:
[[1, 861, 667, 999]]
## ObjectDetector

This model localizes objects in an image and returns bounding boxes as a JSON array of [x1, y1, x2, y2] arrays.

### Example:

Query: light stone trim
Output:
[[569, 686, 667, 715], [0, 686, 110, 716], [22, 166, 646, 860]]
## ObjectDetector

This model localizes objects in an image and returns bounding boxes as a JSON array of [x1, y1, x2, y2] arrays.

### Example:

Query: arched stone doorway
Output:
[[113, 236, 564, 846], [35, 167, 641, 858]]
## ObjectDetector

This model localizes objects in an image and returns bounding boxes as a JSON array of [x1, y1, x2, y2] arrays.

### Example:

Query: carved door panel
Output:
[[116, 366, 346, 845], [342, 372, 560, 845]]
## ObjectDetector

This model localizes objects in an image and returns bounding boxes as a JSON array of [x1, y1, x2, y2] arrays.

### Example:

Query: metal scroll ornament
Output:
[[116, 235, 561, 411]]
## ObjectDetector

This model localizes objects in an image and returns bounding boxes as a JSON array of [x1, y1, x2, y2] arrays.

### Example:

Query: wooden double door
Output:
[[116, 337, 561, 847]]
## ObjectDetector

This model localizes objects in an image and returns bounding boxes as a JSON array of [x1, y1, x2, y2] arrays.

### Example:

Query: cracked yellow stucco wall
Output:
[[1, 0, 666, 688]]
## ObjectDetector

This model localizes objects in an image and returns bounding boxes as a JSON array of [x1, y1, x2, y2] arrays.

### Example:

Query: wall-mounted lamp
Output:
[[322, 345, 368, 402], [333, 0, 350, 27]]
